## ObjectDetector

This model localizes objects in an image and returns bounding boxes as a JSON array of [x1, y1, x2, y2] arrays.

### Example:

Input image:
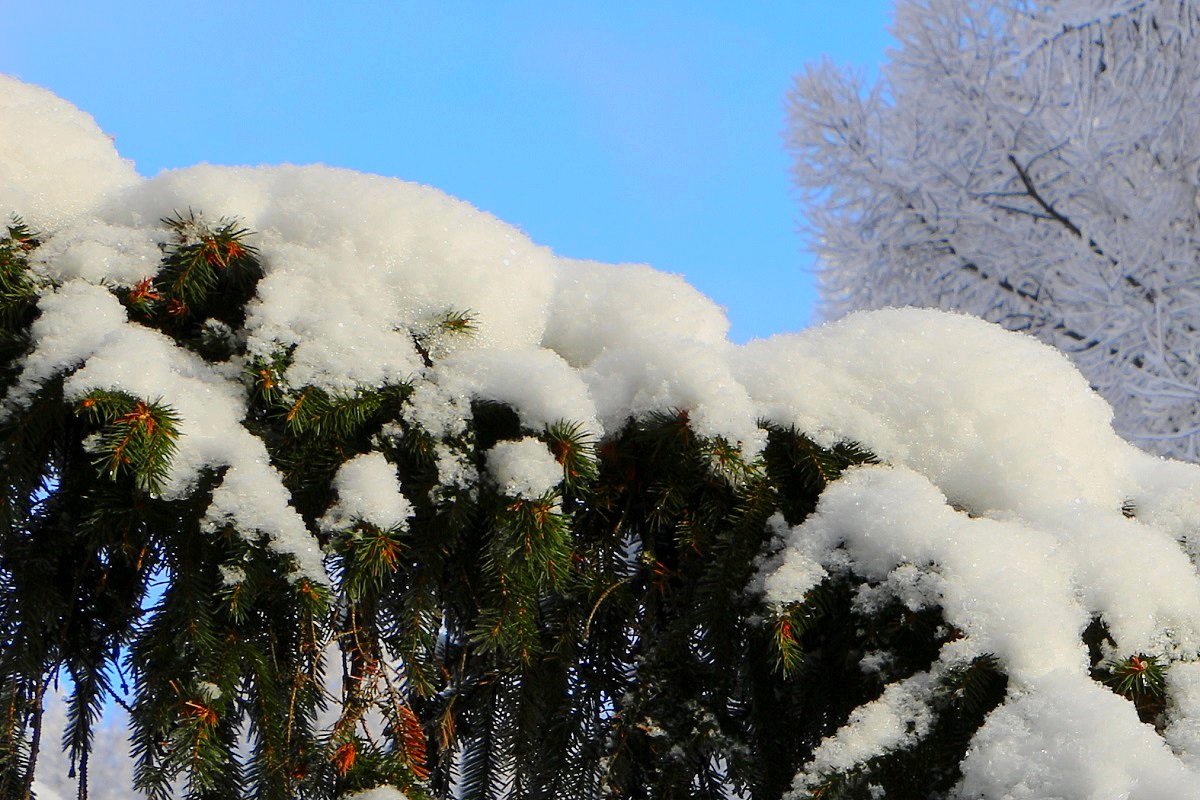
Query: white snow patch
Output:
[[433, 441, 478, 494], [773, 465, 1088, 681], [487, 437, 562, 499], [737, 309, 1128, 518], [2, 281, 128, 414], [543, 258, 730, 368], [795, 671, 936, 790], [109, 163, 559, 365], [957, 672, 1195, 800], [322, 452, 413, 532], [0, 74, 138, 231], [586, 336, 763, 455], [1166, 662, 1200, 769], [345, 786, 410, 800], [437, 346, 601, 435], [202, 459, 326, 583], [29, 220, 161, 286]]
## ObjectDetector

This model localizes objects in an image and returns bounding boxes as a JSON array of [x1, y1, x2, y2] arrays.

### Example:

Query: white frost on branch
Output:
[[790, 0, 1200, 460]]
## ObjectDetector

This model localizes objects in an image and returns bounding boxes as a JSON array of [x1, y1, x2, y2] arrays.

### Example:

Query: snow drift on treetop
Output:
[[8, 73, 1200, 799]]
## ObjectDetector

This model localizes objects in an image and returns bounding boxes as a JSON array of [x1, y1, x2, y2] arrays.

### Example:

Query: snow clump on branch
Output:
[[486, 437, 563, 499]]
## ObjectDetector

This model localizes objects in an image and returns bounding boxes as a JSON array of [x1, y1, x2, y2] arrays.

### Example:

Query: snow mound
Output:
[[958, 673, 1195, 800], [113, 164, 559, 362], [0, 75, 138, 230], [543, 258, 730, 368], [737, 308, 1127, 517], [758, 311, 1200, 796], [436, 347, 601, 435]]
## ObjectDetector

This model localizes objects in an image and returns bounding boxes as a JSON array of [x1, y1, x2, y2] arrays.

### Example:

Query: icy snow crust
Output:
[[9, 76, 1200, 798]]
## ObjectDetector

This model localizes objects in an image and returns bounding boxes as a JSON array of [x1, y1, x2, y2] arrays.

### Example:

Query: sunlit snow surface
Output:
[[486, 437, 564, 499], [8, 74, 1200, 799], [345, 786, 410, 800], [322, 452, 415, 533]]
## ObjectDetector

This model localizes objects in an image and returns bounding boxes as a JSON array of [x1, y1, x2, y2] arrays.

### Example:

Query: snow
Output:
[[322, 452, 413, 532], [487, 437, 562, 499], [771, 465, 1089, 679], [1166, 663, 1200, 768], [543, 258, 730, 368], [344, 787, 409, 800], [958, 673, 1196, 800], [758, 312, 1200, 795], [432, 441, 478, 495], [202, 459, 326, 583], [110, 164, 560, 381], [29, 220, 161, 286], [1, 280, 129, 413], [585, 335, 764, 455], [0, 75, 138, 231], [794, 671, 936, 792], [246, 236, 427, 393], [736, 308, 1128, 518], [436, 347, 601, 435], [10, 74, 1200, 799], [4, 281, 326, 584]]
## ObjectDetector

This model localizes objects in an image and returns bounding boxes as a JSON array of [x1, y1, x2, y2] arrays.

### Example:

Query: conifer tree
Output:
[[0, 202, 997, 799], [8, 73, 1200, 800], [0, 205, 941, 798]]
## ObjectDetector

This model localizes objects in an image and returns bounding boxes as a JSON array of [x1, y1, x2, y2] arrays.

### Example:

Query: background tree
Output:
[[790, 0, 1200, 459]]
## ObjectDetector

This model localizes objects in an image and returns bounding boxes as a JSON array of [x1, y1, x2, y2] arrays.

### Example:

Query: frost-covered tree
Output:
[[790, 0, 1200, 460], [8, 76, 1200, 800]]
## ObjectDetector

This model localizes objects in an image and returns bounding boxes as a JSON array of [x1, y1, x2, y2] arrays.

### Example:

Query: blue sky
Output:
[[0, 1, 894, 341]]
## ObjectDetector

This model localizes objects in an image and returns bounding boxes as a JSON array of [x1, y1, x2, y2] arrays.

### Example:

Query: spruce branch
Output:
[[76, 391, 180, 496], [0, 216, 40, 331], [1101, 653, 1166, 723], [544, 420, 598, 492]]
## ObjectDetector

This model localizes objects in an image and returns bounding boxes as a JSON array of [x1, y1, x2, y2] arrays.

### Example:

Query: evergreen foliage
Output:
[[0, 209, 1024, 799]]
